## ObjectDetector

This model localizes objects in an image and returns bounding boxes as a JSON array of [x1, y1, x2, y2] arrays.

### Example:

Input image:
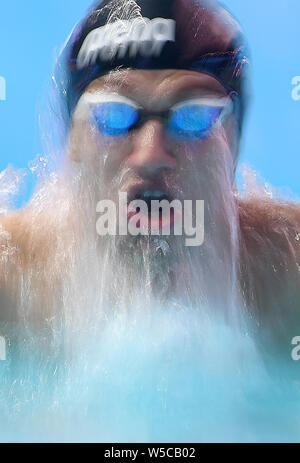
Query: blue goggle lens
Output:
[[92, 102, 223, 139], [168, 105, 222, 139], [92, 102, 138, 136]]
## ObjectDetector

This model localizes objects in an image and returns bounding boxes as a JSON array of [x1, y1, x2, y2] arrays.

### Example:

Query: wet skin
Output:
[[0, 69, 299, 349], [70, 69, 239, 195]]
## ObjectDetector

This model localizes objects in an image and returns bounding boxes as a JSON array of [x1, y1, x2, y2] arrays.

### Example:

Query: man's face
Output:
[[70, 69, 239, 210], [68, 68, 240, 308]]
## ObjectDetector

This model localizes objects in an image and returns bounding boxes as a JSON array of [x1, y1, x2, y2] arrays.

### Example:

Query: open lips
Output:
[[126, 186, 177, 231]]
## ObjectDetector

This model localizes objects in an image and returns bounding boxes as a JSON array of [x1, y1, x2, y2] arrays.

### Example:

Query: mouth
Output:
[[126, 184, 177, 232]]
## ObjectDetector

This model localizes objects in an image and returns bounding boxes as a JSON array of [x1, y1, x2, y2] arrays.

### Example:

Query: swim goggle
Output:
[[75, 92, 234, 140]]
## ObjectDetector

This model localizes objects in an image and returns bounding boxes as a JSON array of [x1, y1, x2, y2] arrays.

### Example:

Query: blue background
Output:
[[0, 0, 299, 204]]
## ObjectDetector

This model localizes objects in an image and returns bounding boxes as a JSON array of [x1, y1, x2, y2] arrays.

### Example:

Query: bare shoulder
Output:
[[0, 209, 63, 321], [0, 211, 27, 273], [0, 210, 47, 268], [238, 197, 300, 261], [238, 197, 300, 330], [0, 211, 29, 320]]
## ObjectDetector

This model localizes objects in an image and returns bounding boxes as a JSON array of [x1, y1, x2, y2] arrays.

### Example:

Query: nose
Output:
[[125, 120, 177, 179]]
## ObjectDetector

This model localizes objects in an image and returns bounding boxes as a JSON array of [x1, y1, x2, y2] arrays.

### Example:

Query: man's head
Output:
[[61, 0, 249, 195], [64, 0, 249, 133], [55, 0, 250, 309]]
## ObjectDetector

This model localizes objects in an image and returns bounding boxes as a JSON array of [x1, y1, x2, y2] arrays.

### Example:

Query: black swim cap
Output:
[[60, 0, 250, 135]]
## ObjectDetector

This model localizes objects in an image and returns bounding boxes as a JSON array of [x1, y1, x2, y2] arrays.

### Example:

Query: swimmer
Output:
[[0, 0, 299, 348]]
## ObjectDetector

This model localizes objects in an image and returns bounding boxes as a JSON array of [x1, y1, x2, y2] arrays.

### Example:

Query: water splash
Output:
[[0, 166, 27, 215], [0, 307, 300, 443], [0, 0, 298, 439], [0, 154, 299, 443]]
